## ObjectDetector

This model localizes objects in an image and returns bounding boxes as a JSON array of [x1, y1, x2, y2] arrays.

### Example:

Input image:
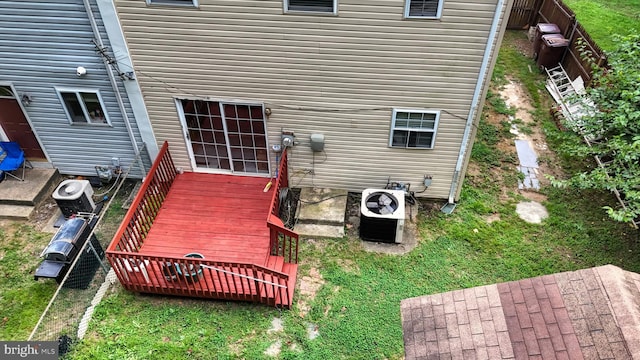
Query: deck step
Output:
[[266, 255, 285, 272], [277, 263, 298, 309]]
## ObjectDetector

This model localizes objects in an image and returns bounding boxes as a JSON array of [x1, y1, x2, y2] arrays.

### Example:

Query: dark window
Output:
[[59, 90, 109, 125], [406, 0, 442, 18], [286, 0, 335, 13], [147, 0, 197, 7]]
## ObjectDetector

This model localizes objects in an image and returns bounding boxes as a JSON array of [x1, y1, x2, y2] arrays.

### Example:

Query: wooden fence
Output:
[[507, 0, 607, 84]]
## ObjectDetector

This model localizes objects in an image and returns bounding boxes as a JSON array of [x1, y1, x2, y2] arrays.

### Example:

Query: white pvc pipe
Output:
[[447, 0, 507, 205]]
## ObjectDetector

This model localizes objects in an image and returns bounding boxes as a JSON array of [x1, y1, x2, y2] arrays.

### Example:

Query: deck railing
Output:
[[267, 149, 299, 264], [107, 141, 176, 253], [109, 254, 291, 307], [106, 142, 296, 307]]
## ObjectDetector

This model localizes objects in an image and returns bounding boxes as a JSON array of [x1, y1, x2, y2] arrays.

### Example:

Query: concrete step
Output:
[[296, 187, 348, 227], [0, 168, 60, 206], [0, 204, 35, 221], [294, 223, 345, 238]]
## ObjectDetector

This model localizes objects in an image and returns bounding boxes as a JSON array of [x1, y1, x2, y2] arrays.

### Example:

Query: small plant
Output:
[[486, 90, 516, 116]]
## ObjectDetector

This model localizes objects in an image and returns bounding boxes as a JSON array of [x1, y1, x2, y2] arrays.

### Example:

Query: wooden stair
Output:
[[262, 255, 298, 308]]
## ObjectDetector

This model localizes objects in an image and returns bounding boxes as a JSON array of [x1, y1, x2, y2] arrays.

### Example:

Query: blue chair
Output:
[[0, 142, 32, 181]]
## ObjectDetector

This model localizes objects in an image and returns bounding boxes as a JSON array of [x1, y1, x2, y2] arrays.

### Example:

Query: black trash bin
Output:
[[533, 23, 561, 59], [537, 34, 569, 70]]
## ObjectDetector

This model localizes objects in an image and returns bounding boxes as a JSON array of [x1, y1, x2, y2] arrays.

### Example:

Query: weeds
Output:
[[12, 30, 640, 359]]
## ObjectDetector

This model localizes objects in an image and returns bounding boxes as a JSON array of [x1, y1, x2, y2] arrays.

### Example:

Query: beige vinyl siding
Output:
[[115, 0, 510, 198]]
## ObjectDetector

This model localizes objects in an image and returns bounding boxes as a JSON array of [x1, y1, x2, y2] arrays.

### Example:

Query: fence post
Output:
[[529, 0, 544, 27], [561, 15, 577, 64]]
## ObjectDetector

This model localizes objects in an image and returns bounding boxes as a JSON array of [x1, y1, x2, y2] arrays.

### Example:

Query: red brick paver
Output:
[[401, 266, 637, 359]]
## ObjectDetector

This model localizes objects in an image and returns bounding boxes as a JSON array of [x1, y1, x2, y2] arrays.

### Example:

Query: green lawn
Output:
[[0, 224, 57, 340], [563, 0, 640, 51], [63, 31, 640, 359]]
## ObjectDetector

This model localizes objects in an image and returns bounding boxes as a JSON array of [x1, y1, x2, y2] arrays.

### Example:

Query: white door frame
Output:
[[0, 82, 51, 162], [175, 98, 272, 177]]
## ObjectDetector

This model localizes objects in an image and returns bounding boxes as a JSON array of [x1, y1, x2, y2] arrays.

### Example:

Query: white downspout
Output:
[[446, 0, 506, 208], [82, 0, 142, 163]]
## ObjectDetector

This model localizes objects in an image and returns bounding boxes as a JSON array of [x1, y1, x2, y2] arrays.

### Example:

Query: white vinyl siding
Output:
[[113, 0, 511, 199], [285, 0, 337, 14], [404, 0, 444, 19], [389, 109, 439, 149], [56, 89, 111, 125]]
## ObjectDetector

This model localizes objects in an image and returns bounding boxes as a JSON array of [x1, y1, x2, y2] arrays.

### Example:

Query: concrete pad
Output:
[[295, 188, 348, 238], [297, 188, 348, 225], [0, 168, 60, 206], [295, 223, 344, 238], [516, 201, 548, 224], [515, 140, 539, 168]]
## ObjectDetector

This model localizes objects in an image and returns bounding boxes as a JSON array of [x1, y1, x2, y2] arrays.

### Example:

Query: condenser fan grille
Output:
[[365, 192, 398, 215], [57, 183, 82, 197]]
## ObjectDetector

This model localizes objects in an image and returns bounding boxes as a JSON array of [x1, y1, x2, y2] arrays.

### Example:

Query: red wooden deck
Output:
[[107, 142, 298, 308], [140, 172, 273, 266]]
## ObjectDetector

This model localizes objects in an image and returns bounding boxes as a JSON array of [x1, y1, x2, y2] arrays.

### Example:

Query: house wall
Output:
[[0, 0, 147, 177], [114, 0, 512, 199]]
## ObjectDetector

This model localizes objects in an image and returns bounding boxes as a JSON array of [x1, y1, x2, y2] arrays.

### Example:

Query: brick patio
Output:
[[401, 265, 640, 359]]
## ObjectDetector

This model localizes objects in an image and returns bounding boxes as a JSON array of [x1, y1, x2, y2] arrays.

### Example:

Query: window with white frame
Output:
[[57, 89, 109, 125], [404, 0, 443, 18], [389, 109, 439, 149], [146, 0, 198, 6], [285, 0, 336, 14]]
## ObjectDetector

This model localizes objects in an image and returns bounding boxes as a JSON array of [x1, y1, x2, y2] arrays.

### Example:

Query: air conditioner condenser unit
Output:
[[359, 189, 405, 243], [52, 179, 96, 218]]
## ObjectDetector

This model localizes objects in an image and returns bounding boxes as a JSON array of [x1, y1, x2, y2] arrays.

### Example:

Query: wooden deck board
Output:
[[139, 173, 273, 266]]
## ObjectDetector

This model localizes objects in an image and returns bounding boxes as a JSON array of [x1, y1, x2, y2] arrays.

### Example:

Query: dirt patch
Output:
[[512, 32, 534, 58], [268, 317, 284, 333], [503, 80, 535, 124], [264, 340, 282, 357], [498, 78, 562, 191], [296, 267, 325, 318], [485, 213, 501, 224], [32, 197, 60, 232], [521, 191, 548, 203], [336, 259, 360, 274]]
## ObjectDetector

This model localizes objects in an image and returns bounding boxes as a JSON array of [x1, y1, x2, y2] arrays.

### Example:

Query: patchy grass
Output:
[[0, 180, 137, 343], [60, 31, 640, 359], [63, 33, 640, 360], [0, 224, 57, 340], [564, 0, 640, 51]]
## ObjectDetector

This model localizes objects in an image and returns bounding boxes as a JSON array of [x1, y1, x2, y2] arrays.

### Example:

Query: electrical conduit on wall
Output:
[[82, 0, 142, 171]]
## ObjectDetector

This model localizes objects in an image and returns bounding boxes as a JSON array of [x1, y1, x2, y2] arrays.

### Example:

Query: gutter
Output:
[[82, 0, 142, 172], [444, 0, 507, 213]]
